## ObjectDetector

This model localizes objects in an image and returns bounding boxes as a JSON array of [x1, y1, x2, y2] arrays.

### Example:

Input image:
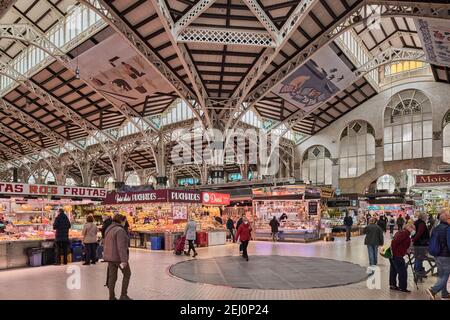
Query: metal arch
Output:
[[272, 48, 427, 137], [220, 0, 319, 131], [80, 0, 208, 130], [153, 0, 213, 129], [237, 0, 450, 129], [173, 0, 216, 35]]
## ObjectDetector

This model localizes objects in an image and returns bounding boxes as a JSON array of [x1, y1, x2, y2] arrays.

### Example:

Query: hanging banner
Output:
[[168, 190, 201, 203], [0, 182, 107, 198], [202, 192, 231, 206], [76, 33, 173, 106], [272, 45, 357, 112], [414, 18, 450, 67], [102, 190, 168, 205]]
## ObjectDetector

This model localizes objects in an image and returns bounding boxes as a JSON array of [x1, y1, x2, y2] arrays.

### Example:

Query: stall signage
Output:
[[320, 187, 334, 198], [0, 182, 106, 198], [168, 190, 201, 203], [416, 173, 450, 185], [103, 190, 167, 204], [202, 192, 230, 205], [308, 201, 318, 215]]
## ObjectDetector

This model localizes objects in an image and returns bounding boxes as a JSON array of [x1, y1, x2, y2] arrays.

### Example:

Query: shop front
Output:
[[201, 192, 230, 246], [251, 185, 321, 242], [411, 173, 450, 216], [102, 189, 227, 250], [0, 182, 106, 269]]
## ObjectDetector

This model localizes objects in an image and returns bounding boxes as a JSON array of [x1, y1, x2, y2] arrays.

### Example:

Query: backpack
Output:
[[428, 225, 447, 257]]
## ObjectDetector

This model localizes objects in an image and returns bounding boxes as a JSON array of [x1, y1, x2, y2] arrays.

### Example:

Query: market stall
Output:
[[102, 189, 227, 250], [251, 185, 321, 242], [321, 197, 363, 238], [201, 192, 230, 246], [411, 173, 450, 217], [0, 182, 106, 269]]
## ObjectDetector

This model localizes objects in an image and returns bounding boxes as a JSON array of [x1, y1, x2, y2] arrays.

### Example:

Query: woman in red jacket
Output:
[[389, 223, 415, 292], [235, 217, 252, 261]]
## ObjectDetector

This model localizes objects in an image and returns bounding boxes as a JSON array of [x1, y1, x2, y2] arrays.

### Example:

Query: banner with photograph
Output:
[[415, 18, 450, 67], [76, 33, 173, 106], [272, 45, 357, 112]]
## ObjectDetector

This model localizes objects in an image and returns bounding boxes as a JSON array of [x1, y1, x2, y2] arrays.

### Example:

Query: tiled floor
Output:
[[0, 236, 445, 300]]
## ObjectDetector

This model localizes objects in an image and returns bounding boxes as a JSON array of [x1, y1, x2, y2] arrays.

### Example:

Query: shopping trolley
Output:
[[405, 245, 437, 290]]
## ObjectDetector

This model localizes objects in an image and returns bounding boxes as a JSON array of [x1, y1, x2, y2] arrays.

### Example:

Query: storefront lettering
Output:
[[0, 181, 107, 198], [171, 191, 201, 202], [416, 174, 450, 184]]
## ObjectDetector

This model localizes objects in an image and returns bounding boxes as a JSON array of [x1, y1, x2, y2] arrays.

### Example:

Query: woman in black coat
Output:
[[53, 209, 71, 265], [269, 216, 280, 242]]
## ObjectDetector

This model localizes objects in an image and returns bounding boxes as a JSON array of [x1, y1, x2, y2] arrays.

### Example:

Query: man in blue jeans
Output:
[[427, 212, 450, 300], [412, 213, 430, 276], [364, 218, 384, 272]]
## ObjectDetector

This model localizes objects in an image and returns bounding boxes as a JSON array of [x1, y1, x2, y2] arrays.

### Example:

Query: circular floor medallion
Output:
[[169, 255, 368, 290]]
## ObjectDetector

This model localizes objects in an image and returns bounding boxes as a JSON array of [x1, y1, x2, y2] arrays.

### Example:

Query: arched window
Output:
[[443, 111, 450, 163], [65, 177, 77, 186], [384, 89, 432, 161], [125, 172, 140, 186], [339, 121, 376, 178], [377, 174, 396, 193], [302, 145, 332, 185]]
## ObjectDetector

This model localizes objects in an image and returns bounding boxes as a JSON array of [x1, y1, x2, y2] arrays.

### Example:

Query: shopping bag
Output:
[[379, 245, 392, 259]]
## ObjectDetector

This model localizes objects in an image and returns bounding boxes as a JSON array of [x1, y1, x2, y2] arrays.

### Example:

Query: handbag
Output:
[[379, 245, 392, 259]]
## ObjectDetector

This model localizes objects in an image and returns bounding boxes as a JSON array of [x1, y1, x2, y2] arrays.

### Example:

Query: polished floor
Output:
[[0, 236, 446, 300]]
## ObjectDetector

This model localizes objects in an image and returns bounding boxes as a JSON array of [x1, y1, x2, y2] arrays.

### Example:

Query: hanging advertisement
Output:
[[103, 189, 202, 205], [202, 192, 231, 206], [0, 181, 106, 198], [415, 18, 450, 67], [272, 45, 357, 112], [76, 33, 172, 106]]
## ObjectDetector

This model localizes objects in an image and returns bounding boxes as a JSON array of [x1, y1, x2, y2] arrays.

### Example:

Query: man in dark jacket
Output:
[[226, 216, 235, 243], [343, 212, 353, 241], [53, 209, 71, 265], [364, 218, 384, 267], [389, 223, 415, 292], [397, 214, 405, 231], [412, 213, 430, 276], [269, 216, 280, 242], [101, 215, 113, 239], [426, 212, 450, 300], [377, 214, 387, 232]]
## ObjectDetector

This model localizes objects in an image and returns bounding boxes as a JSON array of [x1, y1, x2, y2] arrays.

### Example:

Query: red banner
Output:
[[416, 173, 450, 185], [103, 189, 201, 205], [202, 192, 230, 206], [0, 182, 106, 198]]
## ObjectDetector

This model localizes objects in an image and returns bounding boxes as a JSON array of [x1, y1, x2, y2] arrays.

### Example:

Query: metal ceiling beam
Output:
[[242, 0, 279, 41], [221, 0, 320, 131], [244, 0, 450, 121], [80, 0, 207, 130], [173, 0, 216, 35], [272, 48, 427, 137], [153, 0, 212, 129]]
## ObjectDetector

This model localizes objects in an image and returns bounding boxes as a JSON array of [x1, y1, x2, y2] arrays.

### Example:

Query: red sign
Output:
[[202, 192, 230, 206], [416, 173, 450, 185], [0, 182, 107, 198], [102, 189, 202, 205]]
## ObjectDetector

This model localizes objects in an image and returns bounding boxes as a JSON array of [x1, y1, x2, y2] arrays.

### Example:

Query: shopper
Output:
[[343, 212, 353, 241], [53, 209, 71, 265], [377, 214, 387, 232], [184, 216, 198, 258], [389, 223, 415, 292], [101, 215, 113, 239], [226, 216, 235, 243], [279, 213, 288, 221], [364, 218, 384, 268], [412, 212, 430, 276], [397, 214, 405, 231], [388, 215, 396, 237], [82, 215, 98, 265], [405, 214, 411, 224], [236, 213, 245, 253], [269, 216, 280, 242], [103, 214, 132, 300], [235, 217, 252, 261], [428, 214, 436, 231], [426, 211, 450, 300]]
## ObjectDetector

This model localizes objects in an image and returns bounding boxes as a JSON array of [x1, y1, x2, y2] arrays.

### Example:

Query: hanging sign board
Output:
[[103, 189, 201, 205], [202, 192, 231, 206], [0, 182, 106, 198], [415, 173, 450, 185]]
